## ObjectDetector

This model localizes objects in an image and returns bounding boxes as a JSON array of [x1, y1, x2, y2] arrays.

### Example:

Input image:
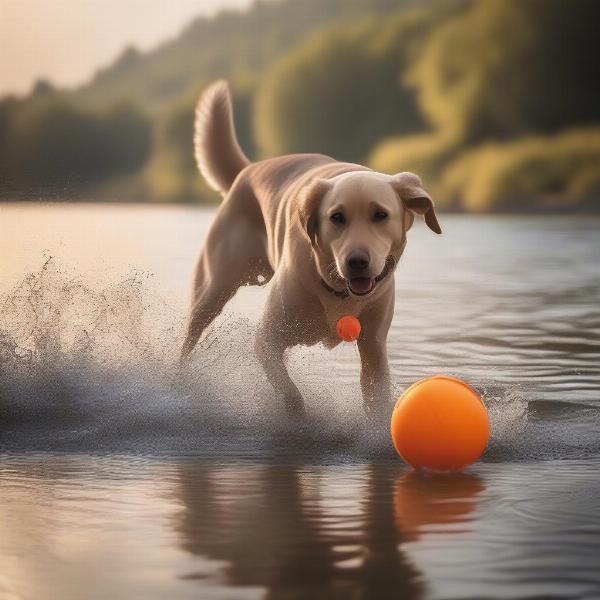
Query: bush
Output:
[[439, 128, 600, 211]]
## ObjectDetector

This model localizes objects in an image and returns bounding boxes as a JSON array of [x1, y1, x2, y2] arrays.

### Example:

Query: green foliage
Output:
[[409, 0, 600, 142], [439, 128, 600, 211], [254, 12, 436, 161], [74, 0, 410, 116], [0, 97, 151, 199], [1, 0, 417, 202], [371, 128, 600, 212], [145, 93, 205, 201], [370, 0, 600, 210], [146, 80, 257, 202], [1, 0, 599, 209], [369, 131, 457, 192]]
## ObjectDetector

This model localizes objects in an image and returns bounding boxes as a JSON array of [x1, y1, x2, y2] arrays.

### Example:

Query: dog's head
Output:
[[299, 171, 441, 297]]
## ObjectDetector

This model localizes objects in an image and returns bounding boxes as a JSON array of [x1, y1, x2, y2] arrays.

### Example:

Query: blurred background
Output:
[[2, 5, 600, 597], [1, 0, 598, 212]]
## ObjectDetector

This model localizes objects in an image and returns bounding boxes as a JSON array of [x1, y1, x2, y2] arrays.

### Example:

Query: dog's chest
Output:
[[282, 297, 346, 349]]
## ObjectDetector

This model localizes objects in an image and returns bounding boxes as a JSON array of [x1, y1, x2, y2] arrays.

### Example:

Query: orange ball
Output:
[[390, 376, 489, 471], [336, 315, 361, 342]]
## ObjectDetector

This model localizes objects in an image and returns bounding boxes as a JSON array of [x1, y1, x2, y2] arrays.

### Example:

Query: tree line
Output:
[[1, 0, 598, 210]]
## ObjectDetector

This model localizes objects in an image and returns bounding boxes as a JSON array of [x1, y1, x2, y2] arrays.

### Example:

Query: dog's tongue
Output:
[[349, 277, 374, 295]]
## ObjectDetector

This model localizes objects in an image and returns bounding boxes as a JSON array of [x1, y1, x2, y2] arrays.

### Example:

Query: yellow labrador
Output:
[[182, 81, 441, 417]]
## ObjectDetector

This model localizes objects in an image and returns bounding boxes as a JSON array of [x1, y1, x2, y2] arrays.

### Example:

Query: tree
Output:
[[0, 98, 151, 198], [409, 0, 600, 142], [254, 11, 437, 162]]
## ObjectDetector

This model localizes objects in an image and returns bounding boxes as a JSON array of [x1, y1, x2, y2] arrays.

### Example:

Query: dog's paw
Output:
[[284, 394, 307, 419]]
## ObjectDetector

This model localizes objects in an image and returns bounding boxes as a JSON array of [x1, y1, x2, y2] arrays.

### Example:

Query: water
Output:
[[1, 203, 599, 599]]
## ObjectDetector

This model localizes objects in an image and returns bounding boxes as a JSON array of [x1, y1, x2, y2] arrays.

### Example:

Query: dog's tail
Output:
[[194, 80, 250, 195]]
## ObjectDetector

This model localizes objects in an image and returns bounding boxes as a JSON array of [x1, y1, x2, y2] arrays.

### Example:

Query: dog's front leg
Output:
[[255, 329, 305, 417], [356, 290, 395, 417], [358, 334, 392, 417], [254, 275, 315, 417]]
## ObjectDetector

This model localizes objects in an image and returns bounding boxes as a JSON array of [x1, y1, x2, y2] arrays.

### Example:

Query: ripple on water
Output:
[[1, 455, 600, 599], [1, 212, 600, 598]]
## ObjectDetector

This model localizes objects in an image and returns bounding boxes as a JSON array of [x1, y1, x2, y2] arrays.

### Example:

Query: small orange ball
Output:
[[390, 376, 489, 471], [336, 315, 361, 342]]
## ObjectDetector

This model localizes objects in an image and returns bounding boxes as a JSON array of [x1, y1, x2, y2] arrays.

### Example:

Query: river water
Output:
[[0, 203, 599, 599]]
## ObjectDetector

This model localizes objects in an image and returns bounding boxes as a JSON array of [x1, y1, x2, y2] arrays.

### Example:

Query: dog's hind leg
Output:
[[181, 194, 269, 362], [181, 274, 239, 361]]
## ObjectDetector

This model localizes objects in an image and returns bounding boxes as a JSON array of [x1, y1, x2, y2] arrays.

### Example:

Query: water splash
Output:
[[0, 259, 598, 462]]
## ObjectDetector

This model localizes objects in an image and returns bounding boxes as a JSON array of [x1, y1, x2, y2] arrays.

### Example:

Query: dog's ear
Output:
[[298, 178, 333, 243], [391, 172, 441, 234]]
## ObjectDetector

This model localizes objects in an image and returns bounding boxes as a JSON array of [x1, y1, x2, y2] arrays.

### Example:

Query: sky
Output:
[[0, 0, 253, 97]]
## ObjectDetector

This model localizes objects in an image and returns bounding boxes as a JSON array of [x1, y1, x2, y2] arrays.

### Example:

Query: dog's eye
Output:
[[330, 212, 345, 225], [373, 210, 389, 222]]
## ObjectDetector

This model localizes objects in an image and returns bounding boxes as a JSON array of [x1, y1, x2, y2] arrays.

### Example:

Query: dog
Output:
[[181, 81, 441, 417]]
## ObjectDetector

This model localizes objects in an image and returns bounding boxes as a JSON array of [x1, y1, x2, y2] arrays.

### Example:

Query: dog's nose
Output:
[[347, 249, 370, 272]]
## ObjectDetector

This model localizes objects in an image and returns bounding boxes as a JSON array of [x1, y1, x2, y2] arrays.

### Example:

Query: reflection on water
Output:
[[394, 472, 484, 541], [1, 205, 600, 598], [176, 462, 426, 598], [1, 455, 599, 599]]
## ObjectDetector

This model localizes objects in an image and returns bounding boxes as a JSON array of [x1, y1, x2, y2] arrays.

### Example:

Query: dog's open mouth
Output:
[[348, 277, 374, 296], [346, 256, 397, 297]]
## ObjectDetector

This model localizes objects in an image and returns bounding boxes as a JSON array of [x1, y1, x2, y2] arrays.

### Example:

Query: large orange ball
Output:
[[390, 376, 489, 471], [336, 315, 361, 342]]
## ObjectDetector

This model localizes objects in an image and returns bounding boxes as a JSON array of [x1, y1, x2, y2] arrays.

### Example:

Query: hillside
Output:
[[1, 0, 598, 210], [74, 0, 416, 117]]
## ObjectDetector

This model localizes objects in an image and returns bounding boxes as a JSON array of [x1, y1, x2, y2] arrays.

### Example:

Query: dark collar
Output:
[[320, 279, 350, 298]]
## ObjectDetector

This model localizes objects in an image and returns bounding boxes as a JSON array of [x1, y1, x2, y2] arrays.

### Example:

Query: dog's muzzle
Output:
[[347, 255, 397, 296], [321, 255, 397, 299]]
